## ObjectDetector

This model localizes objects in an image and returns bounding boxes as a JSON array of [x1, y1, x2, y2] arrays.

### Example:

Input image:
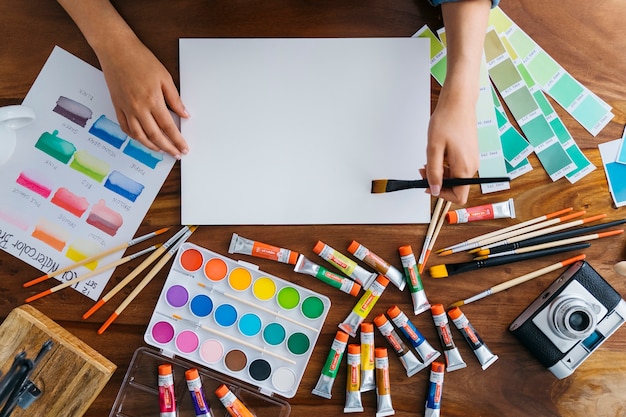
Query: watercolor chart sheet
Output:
[[0, 46, 176, 300], [180, 38, 431, 225]]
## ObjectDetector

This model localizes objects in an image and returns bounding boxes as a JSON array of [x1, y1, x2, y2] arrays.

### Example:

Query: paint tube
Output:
[[430, 304, 466, 372], [424, 361, 445, 417], [448, 307, 499, 370], [347, 240, 406, 290], [294, 255, 361, 296], [158, 364, 176, 417], [446, 198, 515, 224], [228, 233, 298, 264], [215, 384, 255, 417], [359, 322, 376, 392], [185, 368, 214, 417], [387, 305, 440, 365], [312, 330, 350, 399], [398, 245, 431, 314], [339, 276, 389, 337], [374, 347, 395, 417], [313, 241, 377, 289], [344, 344, 364, 413], [373, 313, 425, 377]]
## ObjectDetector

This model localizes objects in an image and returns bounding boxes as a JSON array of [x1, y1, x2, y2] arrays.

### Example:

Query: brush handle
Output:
[[391, 177, 510, 191]]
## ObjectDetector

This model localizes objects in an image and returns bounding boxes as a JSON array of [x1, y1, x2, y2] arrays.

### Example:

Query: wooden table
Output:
[[1, 1, 625, 416]]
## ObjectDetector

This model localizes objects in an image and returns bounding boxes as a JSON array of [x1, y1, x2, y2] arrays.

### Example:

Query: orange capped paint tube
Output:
[[158, 364, 176, 417], [425, 361, 445, 417], [431, 304, 466, 372], [347, 240, 406, 290], [313, 241, 377, 290], [374, 347, 395, 417], [446, 198, 515, 224], [344, 344, 364, 413], [373, 313, 425, 377], [312, 330, 350, 399], [228, 233, 298, 264], [215, 384, 255, 417], [448, 307, 498, 370], [398, 245, 431, 315], [338, 275, 389, 337]]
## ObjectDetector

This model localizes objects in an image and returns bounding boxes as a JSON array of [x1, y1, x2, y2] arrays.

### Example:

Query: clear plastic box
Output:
[[110, 347, 291, 417]]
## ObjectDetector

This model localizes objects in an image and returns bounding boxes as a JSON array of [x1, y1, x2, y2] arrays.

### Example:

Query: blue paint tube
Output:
[[425, 361, 445, 417]]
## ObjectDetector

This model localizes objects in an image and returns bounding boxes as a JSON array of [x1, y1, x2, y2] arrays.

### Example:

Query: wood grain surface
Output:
[[1, 1, 625, 416]]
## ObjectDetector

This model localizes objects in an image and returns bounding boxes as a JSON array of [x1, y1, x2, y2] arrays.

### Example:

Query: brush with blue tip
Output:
[[428, 242, 590, 278], [370, 177, 511, 193]]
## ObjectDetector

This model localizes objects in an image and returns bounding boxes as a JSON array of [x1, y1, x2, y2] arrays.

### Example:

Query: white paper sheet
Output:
[[180, 38, 431, 225], [0, 47, 175, 300]]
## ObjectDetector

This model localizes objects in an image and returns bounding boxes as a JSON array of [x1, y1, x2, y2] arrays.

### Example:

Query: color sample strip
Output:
[[16, 170, 53, 198], [104, 170, 145, 202], [31, 218, 69, 251], [484, 28, 575, 182], [488, 7, 613, 136], [492, 85, 533, 167], [599, 139, 626, 207], [70, 150, 110, 182], [34, 130, 76, 164], [499, 32, 595, 184], [89, 114, 128, 148], [616, 127, 626, 164], [505, 158, 533, 180], [123, 139, 164, 169], [417, 26, 509, 193], [144, 242, 331, 399]]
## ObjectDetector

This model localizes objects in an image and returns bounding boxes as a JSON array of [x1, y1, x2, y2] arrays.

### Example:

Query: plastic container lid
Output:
[[446, 211, 459, 224], [347, 344, 361, 355], [430, 304, 445, 315], [312, 241, 326, 254], [398, 245, 414, 256], [386, 305, 401, 319], [185, 368, 199, 380], [335, 330, 350, 343], [374, 347, 388, 358], [431, 361, 445, 373], [375, 275, 389, 287], [158, 364, 172, 376], [372, 313, 388, 327], [349, 282, 362, 297], [346, 240, 360, 254], [287, 251, 299, 265], [447, 307, 463, 320], [215, 384, 229, 398], [360, 322, 374, 333]]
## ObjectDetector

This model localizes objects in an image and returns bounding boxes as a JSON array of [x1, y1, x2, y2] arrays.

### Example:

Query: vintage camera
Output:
[[509, 260, 626, 379]]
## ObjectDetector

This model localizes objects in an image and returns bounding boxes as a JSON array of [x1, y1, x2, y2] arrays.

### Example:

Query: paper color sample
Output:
[[0, 47, 175, 300], [180, 38, 431, 224], [599, 139, 626, 208]]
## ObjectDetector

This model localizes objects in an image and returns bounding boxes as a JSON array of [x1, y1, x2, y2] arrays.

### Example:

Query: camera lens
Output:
[[568, 311, 591, 332], [550, 296, 597, 340]]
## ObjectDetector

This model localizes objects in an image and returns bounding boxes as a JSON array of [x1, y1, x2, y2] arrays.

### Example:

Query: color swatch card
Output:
[[488, 7, 613, 136], [0, 46, 175, 299], [599, 138, 626, 208], [180, 38, 431, 225], [144, 242, 331, 398]]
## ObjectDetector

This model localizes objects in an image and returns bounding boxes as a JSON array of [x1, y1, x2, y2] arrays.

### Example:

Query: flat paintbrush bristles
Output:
[[428, 264, 449, 278], [371, 179, 425, 193]]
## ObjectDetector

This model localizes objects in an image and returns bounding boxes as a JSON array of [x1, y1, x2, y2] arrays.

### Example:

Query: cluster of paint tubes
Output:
[[228, 233, 499, 416], [157, 363, 256, 417]]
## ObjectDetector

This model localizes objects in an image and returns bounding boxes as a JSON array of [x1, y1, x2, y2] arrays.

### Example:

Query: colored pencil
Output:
[[417, 197, 445, 270], [24, 245, 160, 303], [428, 242, 590, 278], [436, 207, 573, 256], [370, 177, 511, 193], [460, 210, 586, 255], [474, 229, 623, 260], [474, 214, 606, 252], [170, 314, 296, 364], [448, 254, 586, 308], [475, 218, 626, 256], [97, 226, 197, 334], [419, 200, 451, 274], [83, 225, 191, 320], [23, 227, 170, 287]]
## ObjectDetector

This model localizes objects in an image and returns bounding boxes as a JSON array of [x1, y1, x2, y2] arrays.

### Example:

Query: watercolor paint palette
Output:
[[144, 242, 331, 398]]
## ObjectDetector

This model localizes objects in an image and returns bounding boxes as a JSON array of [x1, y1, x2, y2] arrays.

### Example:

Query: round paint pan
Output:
[[238, 313, 263, 337], [179, 247, 204, 272], [277, 286, 300, 310], [189, 294, 214, 318], [165, 285, 189, 308], [272, 367, 297, 393], [249, 358, 271, 382], [151, 321, 175, 344], [214, 304, 238, 327], [301, 295, 325, 320], [262, 322, 286, 346], [252, 276, 277, 301], [286, 332, 310, 356], [175, 330, 199, 354], [224, 349, 247, 372], [204, 257, 228, 282], [228, 267, 252, 291], [199, 339, 224, 364]]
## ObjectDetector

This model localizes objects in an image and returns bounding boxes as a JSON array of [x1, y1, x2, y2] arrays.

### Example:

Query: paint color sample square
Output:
[[599, 139, 626, 207], [180, 38, 430, 224]]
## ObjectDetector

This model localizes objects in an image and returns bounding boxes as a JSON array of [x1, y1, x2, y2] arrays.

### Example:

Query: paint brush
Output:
[[417, 198, 444, 271], [419, 200, 451, 274], [23, 227, 170, 287], [473, 230, 623, 260], [24, 245, 160, 303], [83, 225, 191, 320], [170, 314, 296, 365], [436, 207, 574, 256], [428, 242, 590, 278], [448, 254, 586, 308], [457, 210, 586, 255], [370, 177, 511, 193], [472, 213, 606, 252], [97, 226, 198, 334], [475, 218, 626, 256]]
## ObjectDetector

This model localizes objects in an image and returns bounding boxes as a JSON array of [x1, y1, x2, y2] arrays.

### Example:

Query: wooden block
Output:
[[0, 304, 116, 417]]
